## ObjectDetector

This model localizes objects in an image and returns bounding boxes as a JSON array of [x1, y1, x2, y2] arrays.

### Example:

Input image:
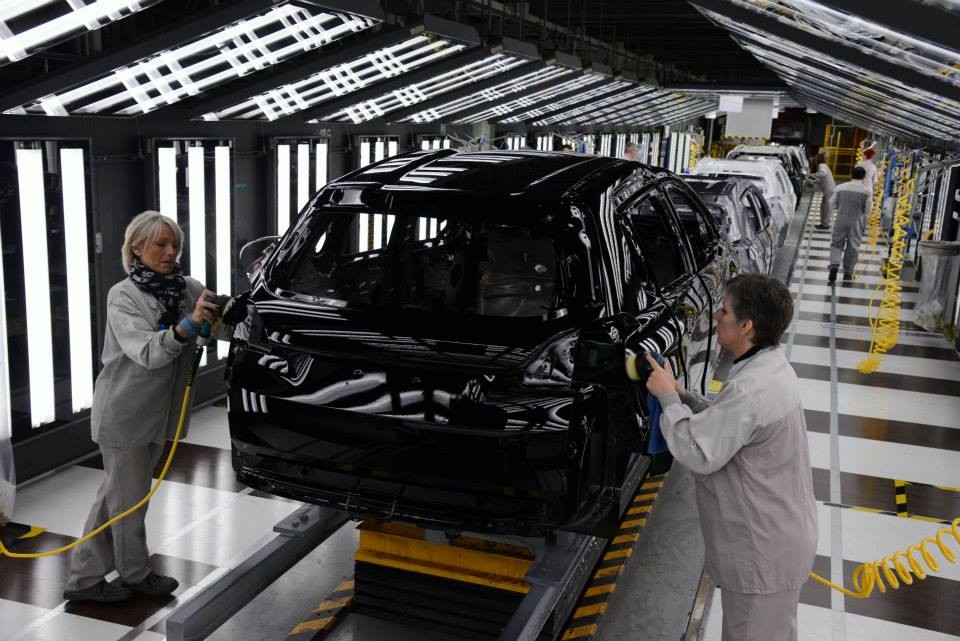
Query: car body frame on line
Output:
[[227, 149, 732, 538], [726, 144, 806, 196]]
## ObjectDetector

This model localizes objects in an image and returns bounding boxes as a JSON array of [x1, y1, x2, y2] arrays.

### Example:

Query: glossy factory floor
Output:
[[1, 190, 959, 641]]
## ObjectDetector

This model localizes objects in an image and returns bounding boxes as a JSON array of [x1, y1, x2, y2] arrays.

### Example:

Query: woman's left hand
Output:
[[191, 289, 219, 326]]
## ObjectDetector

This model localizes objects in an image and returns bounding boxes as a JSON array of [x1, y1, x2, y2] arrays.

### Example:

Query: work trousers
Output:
[[830, 214, 866, 275], [819, 189, 834, 227], [65, 442, 164, 590], [720, 587, 802, 641]]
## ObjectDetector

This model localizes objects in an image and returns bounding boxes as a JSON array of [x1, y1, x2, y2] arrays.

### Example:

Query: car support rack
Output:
[[165, 505, 348, 641]]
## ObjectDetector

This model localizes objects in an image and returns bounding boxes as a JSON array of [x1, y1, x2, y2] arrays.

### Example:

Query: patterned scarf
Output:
[[129, 259, 186, 328]]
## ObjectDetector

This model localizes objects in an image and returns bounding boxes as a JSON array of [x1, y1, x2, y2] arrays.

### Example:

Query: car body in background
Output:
[[691, 158, 796, 244], [226, 149, 732, 538], [727, 144, 805, 196], [682, 176, 775, 275]]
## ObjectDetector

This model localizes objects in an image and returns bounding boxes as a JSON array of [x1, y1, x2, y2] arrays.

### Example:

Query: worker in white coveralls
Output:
[[827, 165, 873, 284], [643, 273, 817, 641]]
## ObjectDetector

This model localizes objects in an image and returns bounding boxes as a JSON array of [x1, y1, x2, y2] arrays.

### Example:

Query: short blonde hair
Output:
[[121, 211, 184, 273]]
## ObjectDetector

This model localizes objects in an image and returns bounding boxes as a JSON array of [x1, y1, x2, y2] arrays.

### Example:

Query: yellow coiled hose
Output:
[[810, 517, 960, 598], [858, 155, 915, 374], [0, 326, 215, 559]]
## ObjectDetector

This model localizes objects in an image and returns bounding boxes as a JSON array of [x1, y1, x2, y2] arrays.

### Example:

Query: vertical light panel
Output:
[[15, 149, 55, 428], [215, 145, 231, 359], [315, 140, 328, 191], [372, 215, 384, 250], [188, 146, 207, 367], [359, 215, 370, 252], [360, 140, 372, 167], [60, 148, 93, 412], [374, 140, 385, 164], [387, 139, 398, 158], [296, 143, 310, 213], [421, 140, 430, 151], [418, 218, 428, 240], [158, 146, 177, 221], [681, 134, 691, 173], [277, 144, 291, 235]]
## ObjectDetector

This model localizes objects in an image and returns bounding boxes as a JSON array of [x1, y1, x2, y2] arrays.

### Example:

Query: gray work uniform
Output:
[[657, 347, 817, 641], [66, 276, 205, 591], [829, 180, 873, 275], [812, 163, 836, 226]]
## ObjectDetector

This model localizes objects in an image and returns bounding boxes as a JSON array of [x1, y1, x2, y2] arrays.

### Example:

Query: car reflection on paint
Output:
[[227, 150, 730, 537]]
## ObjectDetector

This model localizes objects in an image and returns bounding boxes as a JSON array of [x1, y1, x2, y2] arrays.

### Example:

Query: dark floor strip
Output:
[[798, 311, 883, 327], [792, 278, 919, 293], [805, 409, 960, 452], [810, 469, 960, 521], [80, 441, 247, 493], [787, 333, 960, 362], [801, 554, 960, 637], [792, 362, 960, 397], [800, 293, 916, 309], [0, 524, 217, 617]]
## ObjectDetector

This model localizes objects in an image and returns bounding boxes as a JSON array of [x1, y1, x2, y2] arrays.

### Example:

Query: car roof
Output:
[[693, 158, 778, 178], [681, 176, 737, 196]]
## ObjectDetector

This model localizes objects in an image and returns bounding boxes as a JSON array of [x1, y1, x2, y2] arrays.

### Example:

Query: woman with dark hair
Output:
[[63, 211, 225, 603], [644, 274, 816, 641]]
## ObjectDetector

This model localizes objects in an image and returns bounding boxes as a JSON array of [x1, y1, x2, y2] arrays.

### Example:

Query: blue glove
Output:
[[646, 393, 668, 455], [177, 316, 201, 338]]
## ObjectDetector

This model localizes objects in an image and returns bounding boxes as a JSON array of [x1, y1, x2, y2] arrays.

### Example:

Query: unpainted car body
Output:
[[727, 144, 806, 196], [227, 150, 731, 537], [682, 176, 776, 275]]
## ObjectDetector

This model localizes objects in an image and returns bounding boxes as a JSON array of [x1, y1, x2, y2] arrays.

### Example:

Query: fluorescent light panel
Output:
[[457, 73, 603, 123], [7, 5, 379, 116], [0, 213, 9, 440], [500, 79, 633, 124], [532, 85, 655, 126], [0, 0, 162, 65], [316, 140, 328, 191], [60, 148, 94, 412], [325, 54, 530, 124], [277, 144, 291, 234], [215, 146, 231, 359], [204, 35, 465, 121], [158, 147, 177, 220], [358, 136, 399, 251], [188, 146, 206, 284], [572, 90, 681, 125], [297, 143, 310, 212], [15, 149, 55, 428], [404, 65, 572, 123]]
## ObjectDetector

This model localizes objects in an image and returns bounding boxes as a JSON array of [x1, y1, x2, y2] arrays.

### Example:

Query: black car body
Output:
[[227, 150, 730, 537], [682, 177, 776, 275]]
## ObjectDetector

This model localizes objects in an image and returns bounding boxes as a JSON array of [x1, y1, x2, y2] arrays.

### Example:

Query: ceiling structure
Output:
[[0, 0, 957, 143]]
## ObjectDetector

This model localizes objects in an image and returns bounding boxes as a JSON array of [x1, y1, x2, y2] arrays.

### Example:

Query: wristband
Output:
[[177, 316, 201, 338], [171, 326, 187, 343]]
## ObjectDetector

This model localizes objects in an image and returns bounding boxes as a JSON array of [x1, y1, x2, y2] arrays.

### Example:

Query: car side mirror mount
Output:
[[572, 331, 627, 386]]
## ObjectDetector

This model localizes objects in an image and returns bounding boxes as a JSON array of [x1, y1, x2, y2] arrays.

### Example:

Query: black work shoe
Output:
[[828, 265, 838, 284], [63, 580, 133, 603], [814, 224, 830, 230], [843, 273, 855, 282], [123, 571, 179, 597]]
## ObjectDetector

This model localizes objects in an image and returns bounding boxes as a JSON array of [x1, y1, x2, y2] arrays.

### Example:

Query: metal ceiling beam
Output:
[[0, 0, 382, 112], [691, 0, 960, 105], [818, 0, 960, 52]]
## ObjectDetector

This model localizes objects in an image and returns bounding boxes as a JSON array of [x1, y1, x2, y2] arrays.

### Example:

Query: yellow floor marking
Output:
[[584, 583, 616, 597], [290, 616, 335, 634], [562, 623, 599, 639], [603, 548, 632, 561], [315, 596, 352, 612], [573, 602, 607, 618], [632, 493, 657, 502], [619, 518, 646, 529], [337, 579, 355, 591], [17, 526, 46, 540], [627, 505, 651, 515], [594, 565, 624, 578], [640, 481, 663, 490], [612, 533, 639, 545]]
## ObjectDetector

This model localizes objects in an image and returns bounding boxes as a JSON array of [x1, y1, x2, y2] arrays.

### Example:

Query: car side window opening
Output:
[[625, 195, 691, 293], [662, 185, 718, 270], [739, 191, 764, 234], [284, 209, 563, 318], [748, 191, 772, 229]]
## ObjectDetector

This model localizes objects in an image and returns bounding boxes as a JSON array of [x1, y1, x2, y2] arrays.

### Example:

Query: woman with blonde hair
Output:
[[63, 211, 225, 602]]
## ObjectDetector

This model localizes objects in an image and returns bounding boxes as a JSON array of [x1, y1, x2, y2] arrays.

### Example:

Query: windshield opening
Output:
[[280, 209, 565, 318]]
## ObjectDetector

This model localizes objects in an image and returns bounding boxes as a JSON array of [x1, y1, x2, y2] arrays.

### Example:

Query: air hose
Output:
[[0, 319, 220, 559], [858, 155, 914, 374], [809, 516, 960, 598]]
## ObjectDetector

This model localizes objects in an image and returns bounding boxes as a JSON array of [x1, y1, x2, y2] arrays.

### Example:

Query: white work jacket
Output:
[[657, 346, 817, 594]]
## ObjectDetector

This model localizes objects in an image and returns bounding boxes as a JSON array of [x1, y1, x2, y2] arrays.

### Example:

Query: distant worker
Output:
[[855, 147, 878, 187], [827, 165, 872, 284], [807, 152, 836, 230], [623, 142, 639, 161], [644, 274, 817, 641]]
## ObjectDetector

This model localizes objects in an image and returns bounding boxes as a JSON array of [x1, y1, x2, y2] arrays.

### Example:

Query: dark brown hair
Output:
[[725, 274, 794, 348]]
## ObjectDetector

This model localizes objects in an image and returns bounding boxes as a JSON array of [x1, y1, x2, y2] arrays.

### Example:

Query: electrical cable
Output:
[[0, 316, 223, 559]]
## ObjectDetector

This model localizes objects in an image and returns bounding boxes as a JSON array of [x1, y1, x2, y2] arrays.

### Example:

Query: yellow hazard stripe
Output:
[[640, 481, 663, 490], [627, 505, 651, 515], [603, 548, 632, 561], [633, 493, 657, 502], [594, 565, 625, 578], [290, 616, 335, 634], [336, 579, 355, 591], [315, 596, 351, 612], [584, 583, 616, 597], [612, 533, 639, 545], [573, 602, 607, 618], [562, 623, 599, 639], [619, 518, 646, 529], [18, 526, 46, 540]]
